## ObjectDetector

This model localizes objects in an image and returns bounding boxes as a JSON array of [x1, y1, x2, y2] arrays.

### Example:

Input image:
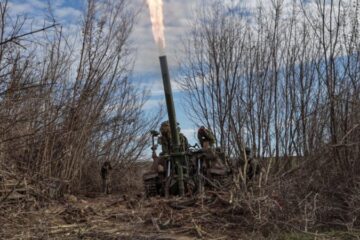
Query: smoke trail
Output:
[[146, 0, 165, 54]]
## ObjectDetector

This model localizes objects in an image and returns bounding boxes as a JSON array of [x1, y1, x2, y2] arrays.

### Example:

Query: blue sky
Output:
[[7, 0, 304, 145], [8, 0, 203, 143]]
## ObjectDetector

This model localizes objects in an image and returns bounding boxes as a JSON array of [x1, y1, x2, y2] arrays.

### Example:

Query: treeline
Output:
[[179, 0, 360, 229], [0, 0, 158, 191], [180, 0, 360, 161]]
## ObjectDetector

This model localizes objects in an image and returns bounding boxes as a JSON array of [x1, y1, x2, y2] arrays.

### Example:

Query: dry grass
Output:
[[1, 148, 360, 239]]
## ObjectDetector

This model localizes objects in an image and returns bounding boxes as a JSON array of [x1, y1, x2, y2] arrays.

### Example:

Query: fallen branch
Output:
[[0, 177, 24, 204]]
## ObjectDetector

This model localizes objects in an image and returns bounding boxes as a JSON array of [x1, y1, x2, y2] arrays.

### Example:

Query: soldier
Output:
[[101, 161, 112, 194], [244, 147, 260, 180], [197, 126, 217, 170], [158, 121, 171, 155], [197, 126, 215, 149], [158, 121, 189, 154], [177, 125, 189, 152]]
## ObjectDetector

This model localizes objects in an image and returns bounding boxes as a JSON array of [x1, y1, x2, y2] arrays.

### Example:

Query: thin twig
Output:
[[0, 24, 59, 46]]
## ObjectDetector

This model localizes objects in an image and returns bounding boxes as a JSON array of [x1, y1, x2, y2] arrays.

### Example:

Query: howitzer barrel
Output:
[[159, 55, 180, 149], [159, 55, 184, 196]]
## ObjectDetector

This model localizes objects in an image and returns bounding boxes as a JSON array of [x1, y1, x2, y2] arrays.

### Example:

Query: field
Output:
[[1, 161, 360, 240], [1, 0, 360, 239]]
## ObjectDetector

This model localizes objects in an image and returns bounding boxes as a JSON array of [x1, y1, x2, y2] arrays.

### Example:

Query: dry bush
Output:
[[111, 162, 151, 195], [228, 143, 360, 233], [0, 0, 160, 197], [79, 160, 150, 196], [179, 0, 360, 234]]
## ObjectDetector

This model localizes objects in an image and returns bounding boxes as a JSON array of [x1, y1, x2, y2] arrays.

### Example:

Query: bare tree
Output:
[[179, 2, 249, 156], [0, 0, 160, 192], [180, 0, 360, 165]]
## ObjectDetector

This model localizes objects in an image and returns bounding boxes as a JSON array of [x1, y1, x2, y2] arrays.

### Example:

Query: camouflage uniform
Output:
[[151, 121, 171, 175], [245, 148, 260, 180], [197, 126, 215, 149], [101, 161, 112, 194], [179, 132, 189, 152], [158, 121, 189, 154], [159, 121, 172, 155]]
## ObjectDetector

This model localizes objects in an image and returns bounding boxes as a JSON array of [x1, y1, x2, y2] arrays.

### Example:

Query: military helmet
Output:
[[198, 126, 205, 133], [160, 121, 169, 130], [161, 120, 169, 127], [160, 121, 171, 136]]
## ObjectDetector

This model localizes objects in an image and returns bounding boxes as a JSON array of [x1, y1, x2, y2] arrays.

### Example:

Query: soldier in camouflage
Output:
[[245, 147, 260, 180], [197, 126, 221, 169], [158, 121, 171, 155], [158, 121, 189, 154], [153, 121, 189, 173], [177, 125, 189, 152], [197, 126, 215, 149], [101, 161, 112, 194]]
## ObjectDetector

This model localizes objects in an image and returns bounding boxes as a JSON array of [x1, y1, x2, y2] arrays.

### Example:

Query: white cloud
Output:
[[142, 98, 163, 110], [139, 75, 183, 98], [27, 0, 47, 8], [181, 128, 197, 144], [8, 2, 34, 16], [54, 7, 82, 19]]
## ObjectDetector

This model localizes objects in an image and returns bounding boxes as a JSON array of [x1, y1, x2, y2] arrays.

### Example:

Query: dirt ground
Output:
[[0, 193, 257, 240], [0, 195, 184, 239], [2, 193, 360, 240]]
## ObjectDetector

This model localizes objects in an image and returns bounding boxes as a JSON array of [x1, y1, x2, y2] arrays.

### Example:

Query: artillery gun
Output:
[[143, 132, 231, 197], [143, 130, 193, 197], [186, 144, 231, 193], [142, 55, 230, 198]]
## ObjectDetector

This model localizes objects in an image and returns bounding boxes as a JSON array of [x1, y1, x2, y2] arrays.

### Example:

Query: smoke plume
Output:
[[146, 0, 165, 54]]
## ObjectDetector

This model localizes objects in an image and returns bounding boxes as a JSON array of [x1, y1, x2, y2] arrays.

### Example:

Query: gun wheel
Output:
[[144, 178, 158, 197]]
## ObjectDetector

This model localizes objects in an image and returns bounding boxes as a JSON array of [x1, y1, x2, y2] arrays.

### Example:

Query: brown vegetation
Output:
[[177, 0, 360, 236], [0, 0, 160, 194], [0, 0, 360, 239]]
